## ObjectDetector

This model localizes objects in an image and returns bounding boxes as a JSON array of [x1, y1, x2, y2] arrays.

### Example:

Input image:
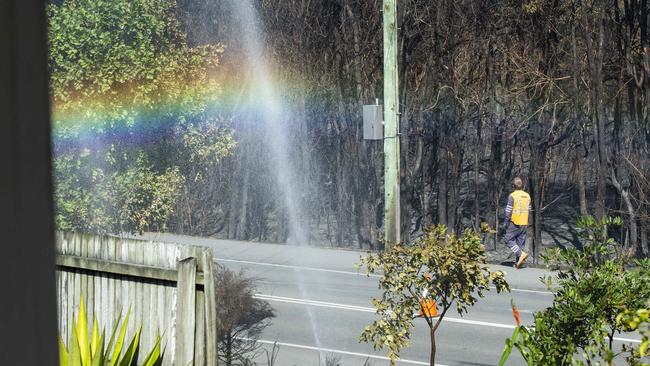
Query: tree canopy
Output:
[[358, 225, 509, 365], [48, 0, 222, 123], [48, 0, 234, 234]]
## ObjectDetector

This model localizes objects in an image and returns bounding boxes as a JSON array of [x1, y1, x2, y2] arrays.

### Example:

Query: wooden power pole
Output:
[[383, 0, 400, 247]]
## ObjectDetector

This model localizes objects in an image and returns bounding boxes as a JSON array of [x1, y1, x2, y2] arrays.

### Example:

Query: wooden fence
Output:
[[55, 232, 218, 366]]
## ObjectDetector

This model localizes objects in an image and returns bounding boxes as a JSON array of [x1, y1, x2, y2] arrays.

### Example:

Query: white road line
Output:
[[612, 336, 645, 343], [217, 257, 553, 295], [251, 338, 440, 365], [502, 287, 553, 295], [254, 293, 642, 344], [255, 293, 514, 329], [216, 258, 382, 278], [255, 294, 375, 313]]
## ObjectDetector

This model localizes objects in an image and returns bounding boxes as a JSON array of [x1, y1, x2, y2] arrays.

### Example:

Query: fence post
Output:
[[201, 251, 218, 366], [175, 257, 197, 366]]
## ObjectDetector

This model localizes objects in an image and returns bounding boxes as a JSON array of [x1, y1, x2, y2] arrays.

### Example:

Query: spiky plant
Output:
[[59, 295, 163, 366]]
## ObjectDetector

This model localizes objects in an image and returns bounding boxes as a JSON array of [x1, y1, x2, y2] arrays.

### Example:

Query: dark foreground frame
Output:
[[0, 0, 58, 363]]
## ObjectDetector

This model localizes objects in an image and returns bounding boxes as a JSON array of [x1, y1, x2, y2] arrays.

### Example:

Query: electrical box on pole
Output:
[[363, 101, 383, 140]]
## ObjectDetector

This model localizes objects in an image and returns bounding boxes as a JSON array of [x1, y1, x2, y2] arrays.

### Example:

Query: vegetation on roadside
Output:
[[59, 296, 163, 366], [357, 225, 510, 366], [168, 1, 650, 253], [499, 217, 650, 366], [47, 0, 235, 235], [215, 265, 275, 366], [618, 308, 650, 362]]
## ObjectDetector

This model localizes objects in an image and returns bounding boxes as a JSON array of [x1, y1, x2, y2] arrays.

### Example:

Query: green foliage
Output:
[[54, 153, 184, 234], [47, 0, 235, 234], [177, 120, 237, 182], [499, 216, 650, 366], [59, 296, 163, 366], [522, 0, 543, 14], [617, 308, 650, 361], [48, 0, 222, 124], [357, 225, 510, 364], [117, 163, 184, 233]]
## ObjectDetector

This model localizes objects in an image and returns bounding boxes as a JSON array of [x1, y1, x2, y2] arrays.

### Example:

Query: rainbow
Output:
[[50, 64, 311, 153]]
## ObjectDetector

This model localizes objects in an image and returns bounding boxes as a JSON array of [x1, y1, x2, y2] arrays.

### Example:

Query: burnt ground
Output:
[[486, 200, 588, 266]]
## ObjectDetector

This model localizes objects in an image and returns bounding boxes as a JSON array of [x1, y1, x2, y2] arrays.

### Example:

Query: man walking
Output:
[[504, 177, 531, 268]]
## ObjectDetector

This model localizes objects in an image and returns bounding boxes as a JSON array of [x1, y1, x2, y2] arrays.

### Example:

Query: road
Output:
[[140, 233, 641, 366]]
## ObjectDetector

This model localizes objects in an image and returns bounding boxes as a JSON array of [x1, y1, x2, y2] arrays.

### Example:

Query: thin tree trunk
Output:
[[494, 200, 500, 251], [429, 327, 436, 366], [575, 148, 589, 217], [336, 146, 345, 246], [438, 147, 448, 228], [447, 146, 462, 233], [585, 10, 608, 221], [640, 188, 649, 256], [423, 133, 439, 229], [400, 110, 411, 245], [237, 154, 250, 239], [228, 178, 240, 239], [611, 170, 638, 255], [474, 119, 482, 230], [529, 142, 547, 263], [571, 13, 589, 218], [641, 224, 649, 257], [226, 333, 232, 366]]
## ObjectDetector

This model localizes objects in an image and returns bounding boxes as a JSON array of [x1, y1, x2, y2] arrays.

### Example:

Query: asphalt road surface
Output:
[[140, 233, 642, 366]]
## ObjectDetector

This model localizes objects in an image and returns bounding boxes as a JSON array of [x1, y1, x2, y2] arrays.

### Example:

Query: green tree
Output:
[[47, 0, 234, 234], [499, 217, 650, 366], [358, 225, 510, 366], [48, 0, 222, 124], [53, 153, 185, 234]]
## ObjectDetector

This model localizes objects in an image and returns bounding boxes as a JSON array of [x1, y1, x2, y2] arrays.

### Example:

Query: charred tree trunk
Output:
[[228, 152, 243, 239], [489, 120, 508, 250], [570, 10, 589, 218], [585, 10, 609, 221], [474, 118, 482, 230], [237, 153, 250, 239], [422, 132, 439, 229], [529, 134, 548, 263], [575, 149, 589, 217], [640, 187, 650, 256], [642, 222, 649, 257], [437, 146, 448, 228], [447, 143, 463, 233], [611, 170, 638, 255], [335, 143, 346, 246]]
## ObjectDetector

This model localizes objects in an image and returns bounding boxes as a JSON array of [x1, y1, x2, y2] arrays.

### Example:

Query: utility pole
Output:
[[383, 0, 400, 247]]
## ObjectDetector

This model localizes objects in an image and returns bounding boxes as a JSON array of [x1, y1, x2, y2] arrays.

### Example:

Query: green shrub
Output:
[[617, 307, 650, 363], [499, 216, 650, 366]]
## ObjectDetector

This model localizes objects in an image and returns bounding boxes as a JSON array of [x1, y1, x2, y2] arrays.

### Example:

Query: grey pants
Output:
[[505, 223, 527, 258]]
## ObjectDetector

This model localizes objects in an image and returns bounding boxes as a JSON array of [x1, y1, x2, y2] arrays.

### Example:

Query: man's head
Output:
[[513, 177, 523, 190]]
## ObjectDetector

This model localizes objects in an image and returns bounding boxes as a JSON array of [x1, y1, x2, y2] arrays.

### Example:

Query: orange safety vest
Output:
[[510, 190, 531, 226], [419, 277, 438, 318]]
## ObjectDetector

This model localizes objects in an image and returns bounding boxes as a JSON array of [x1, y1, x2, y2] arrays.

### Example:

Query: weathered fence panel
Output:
[[55, 232, 218, 366]]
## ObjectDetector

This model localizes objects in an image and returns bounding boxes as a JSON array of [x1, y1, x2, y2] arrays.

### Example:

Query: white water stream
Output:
[[228, 1, 326, 363]]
